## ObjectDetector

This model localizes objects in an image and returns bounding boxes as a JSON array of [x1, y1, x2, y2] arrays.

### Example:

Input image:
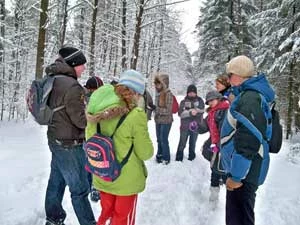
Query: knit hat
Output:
[[216, 74, 230, 87], [85, 76, 104, 89], [205, 90, 223, 105], [59, 47, 87, 67], [187, 84, 197, 94], [118, 69, 145, 94], [226, 55, 255, 78]]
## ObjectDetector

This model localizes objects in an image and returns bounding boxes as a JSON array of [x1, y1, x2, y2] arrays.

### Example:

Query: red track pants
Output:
[[97, 191, 138, 225]]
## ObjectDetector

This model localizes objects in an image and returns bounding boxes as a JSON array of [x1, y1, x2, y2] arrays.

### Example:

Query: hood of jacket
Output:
[[154, 73, 169, 90], [45, 59, 77, 79], [86, 84, 129, 123], [231, 73, 275, 103]]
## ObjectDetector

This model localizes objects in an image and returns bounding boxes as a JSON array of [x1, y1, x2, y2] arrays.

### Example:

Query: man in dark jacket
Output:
[[220, 55, 275, 225], [45, 47, 96, 225], [175, 84, 204, 161]]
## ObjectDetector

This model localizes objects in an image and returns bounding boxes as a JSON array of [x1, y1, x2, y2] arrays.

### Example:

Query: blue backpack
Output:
[[84, 115, 133, 182], [26, 75, 65, 125]]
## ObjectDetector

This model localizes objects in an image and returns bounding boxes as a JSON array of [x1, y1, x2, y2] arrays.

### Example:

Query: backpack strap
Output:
[[229, 92, 272, 157], [96, 114, 127, 135]]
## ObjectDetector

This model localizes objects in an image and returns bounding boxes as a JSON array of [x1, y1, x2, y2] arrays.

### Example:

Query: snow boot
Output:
[[90, 187, 100, 202], [45, 218, 65, 225]]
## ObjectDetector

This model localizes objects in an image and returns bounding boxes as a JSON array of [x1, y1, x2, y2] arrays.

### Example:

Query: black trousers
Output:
[[226, 182, 258, 225]]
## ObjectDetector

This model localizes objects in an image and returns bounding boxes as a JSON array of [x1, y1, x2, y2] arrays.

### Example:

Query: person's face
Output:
[[133, 92, 141, 104], [155, 82, 163, 92], [188, 92, 196, 97], [74, 64, 86, 78], [215, 80, 226, 92], [208, 99, 219, 108], [228, 73, 245, 87]]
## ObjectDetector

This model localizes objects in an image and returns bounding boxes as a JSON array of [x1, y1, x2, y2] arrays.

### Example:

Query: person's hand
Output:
[[226, 177, 243, 191], [191, 109, 197, 116], [210, 144, 219, 153]]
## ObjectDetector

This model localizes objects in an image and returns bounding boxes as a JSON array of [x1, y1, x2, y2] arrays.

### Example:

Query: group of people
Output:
[[42, 46, 275, 225]]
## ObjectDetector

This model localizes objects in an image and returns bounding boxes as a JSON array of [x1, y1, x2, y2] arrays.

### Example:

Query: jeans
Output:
[[45, 141, 96, 225], [175, 130, 198, 161], [226, 182, 258, 225], [155, 123, 172, 163]]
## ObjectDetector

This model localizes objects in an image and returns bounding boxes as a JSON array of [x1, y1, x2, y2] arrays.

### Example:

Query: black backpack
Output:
[[268, 102, 283, 153]]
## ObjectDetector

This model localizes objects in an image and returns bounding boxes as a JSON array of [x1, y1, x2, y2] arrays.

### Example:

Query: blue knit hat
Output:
[[118, 69, 145, 94]]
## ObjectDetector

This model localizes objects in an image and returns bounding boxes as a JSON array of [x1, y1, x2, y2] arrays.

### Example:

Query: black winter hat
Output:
[[187, 84, 197, 94], [85, 76, 104, 89], [205, 90, 223, 105], [59, 47, 87, 67]]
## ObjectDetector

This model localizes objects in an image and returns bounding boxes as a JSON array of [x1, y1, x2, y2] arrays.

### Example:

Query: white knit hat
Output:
[[226, 55, 255, 78]]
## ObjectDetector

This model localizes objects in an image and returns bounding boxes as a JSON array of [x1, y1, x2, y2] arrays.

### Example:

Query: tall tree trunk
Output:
[[286, 63, 294, 139], [236, 0, 242, 54], [89, 0, 99, 76], [294, 63, 300, 133], [35, 0, 49, 79], [0, 0, 5, 121], [78, 7, 85, 49], [130, 0, 145, 69], [157, 19, 164, 72], [60, 0, 69, 47], [121, 0, 127, 70], [291, 3, 300, 133]]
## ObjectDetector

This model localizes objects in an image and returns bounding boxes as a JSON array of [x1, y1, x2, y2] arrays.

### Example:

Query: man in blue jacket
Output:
[[220, 55, 275, 225]]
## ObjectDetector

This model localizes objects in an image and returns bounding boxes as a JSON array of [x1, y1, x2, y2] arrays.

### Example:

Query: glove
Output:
[[210, 144, 219, 153]]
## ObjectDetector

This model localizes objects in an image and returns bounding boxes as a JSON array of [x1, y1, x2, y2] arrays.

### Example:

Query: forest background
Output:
[[0, 0, 299, 140]]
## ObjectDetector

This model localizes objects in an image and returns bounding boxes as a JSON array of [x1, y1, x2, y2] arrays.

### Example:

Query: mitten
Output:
[[210, 144, 219, 153]]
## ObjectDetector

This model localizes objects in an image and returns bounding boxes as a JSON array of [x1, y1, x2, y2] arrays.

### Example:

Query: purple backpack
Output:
[[84, 115, 133, 182]]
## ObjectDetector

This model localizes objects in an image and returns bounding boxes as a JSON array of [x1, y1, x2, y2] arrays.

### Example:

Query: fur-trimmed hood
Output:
[[154, 73, 169, 90], [86, 84, 129, 123], [86, 106, 129, 123]]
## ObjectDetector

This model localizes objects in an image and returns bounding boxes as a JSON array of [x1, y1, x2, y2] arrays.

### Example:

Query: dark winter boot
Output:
[[156, 154, 163, 163], [45, 218, 65, 225], [90, 187, 100, 202]]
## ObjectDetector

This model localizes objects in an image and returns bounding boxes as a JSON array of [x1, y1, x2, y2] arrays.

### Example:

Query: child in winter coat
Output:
[[85, 70, 154, 225], [84, 75, 104, 202], [175, 84, 204, 161], [202, 90, 230, 201]]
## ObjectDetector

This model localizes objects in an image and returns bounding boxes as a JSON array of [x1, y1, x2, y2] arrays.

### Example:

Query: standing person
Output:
[[44, 46, 96, 225], [136, 84, 155, 121], [175, 84, 204, 161], [84, 76, 104, 202], [202, 90, 229, 201], [84, 76, 104, 101], [143, 88, 156, 121], [154, 73, 173, 164], [85, 69, 154, 225], [220, 55, 275, 225], [215, 74, 231, 97]]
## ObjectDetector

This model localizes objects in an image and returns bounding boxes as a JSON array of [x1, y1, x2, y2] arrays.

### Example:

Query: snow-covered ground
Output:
[[1, 103, 300, 225]]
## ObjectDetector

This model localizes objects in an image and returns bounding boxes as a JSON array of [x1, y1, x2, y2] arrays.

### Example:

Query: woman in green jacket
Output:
[[85, 69, 154, 225]]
